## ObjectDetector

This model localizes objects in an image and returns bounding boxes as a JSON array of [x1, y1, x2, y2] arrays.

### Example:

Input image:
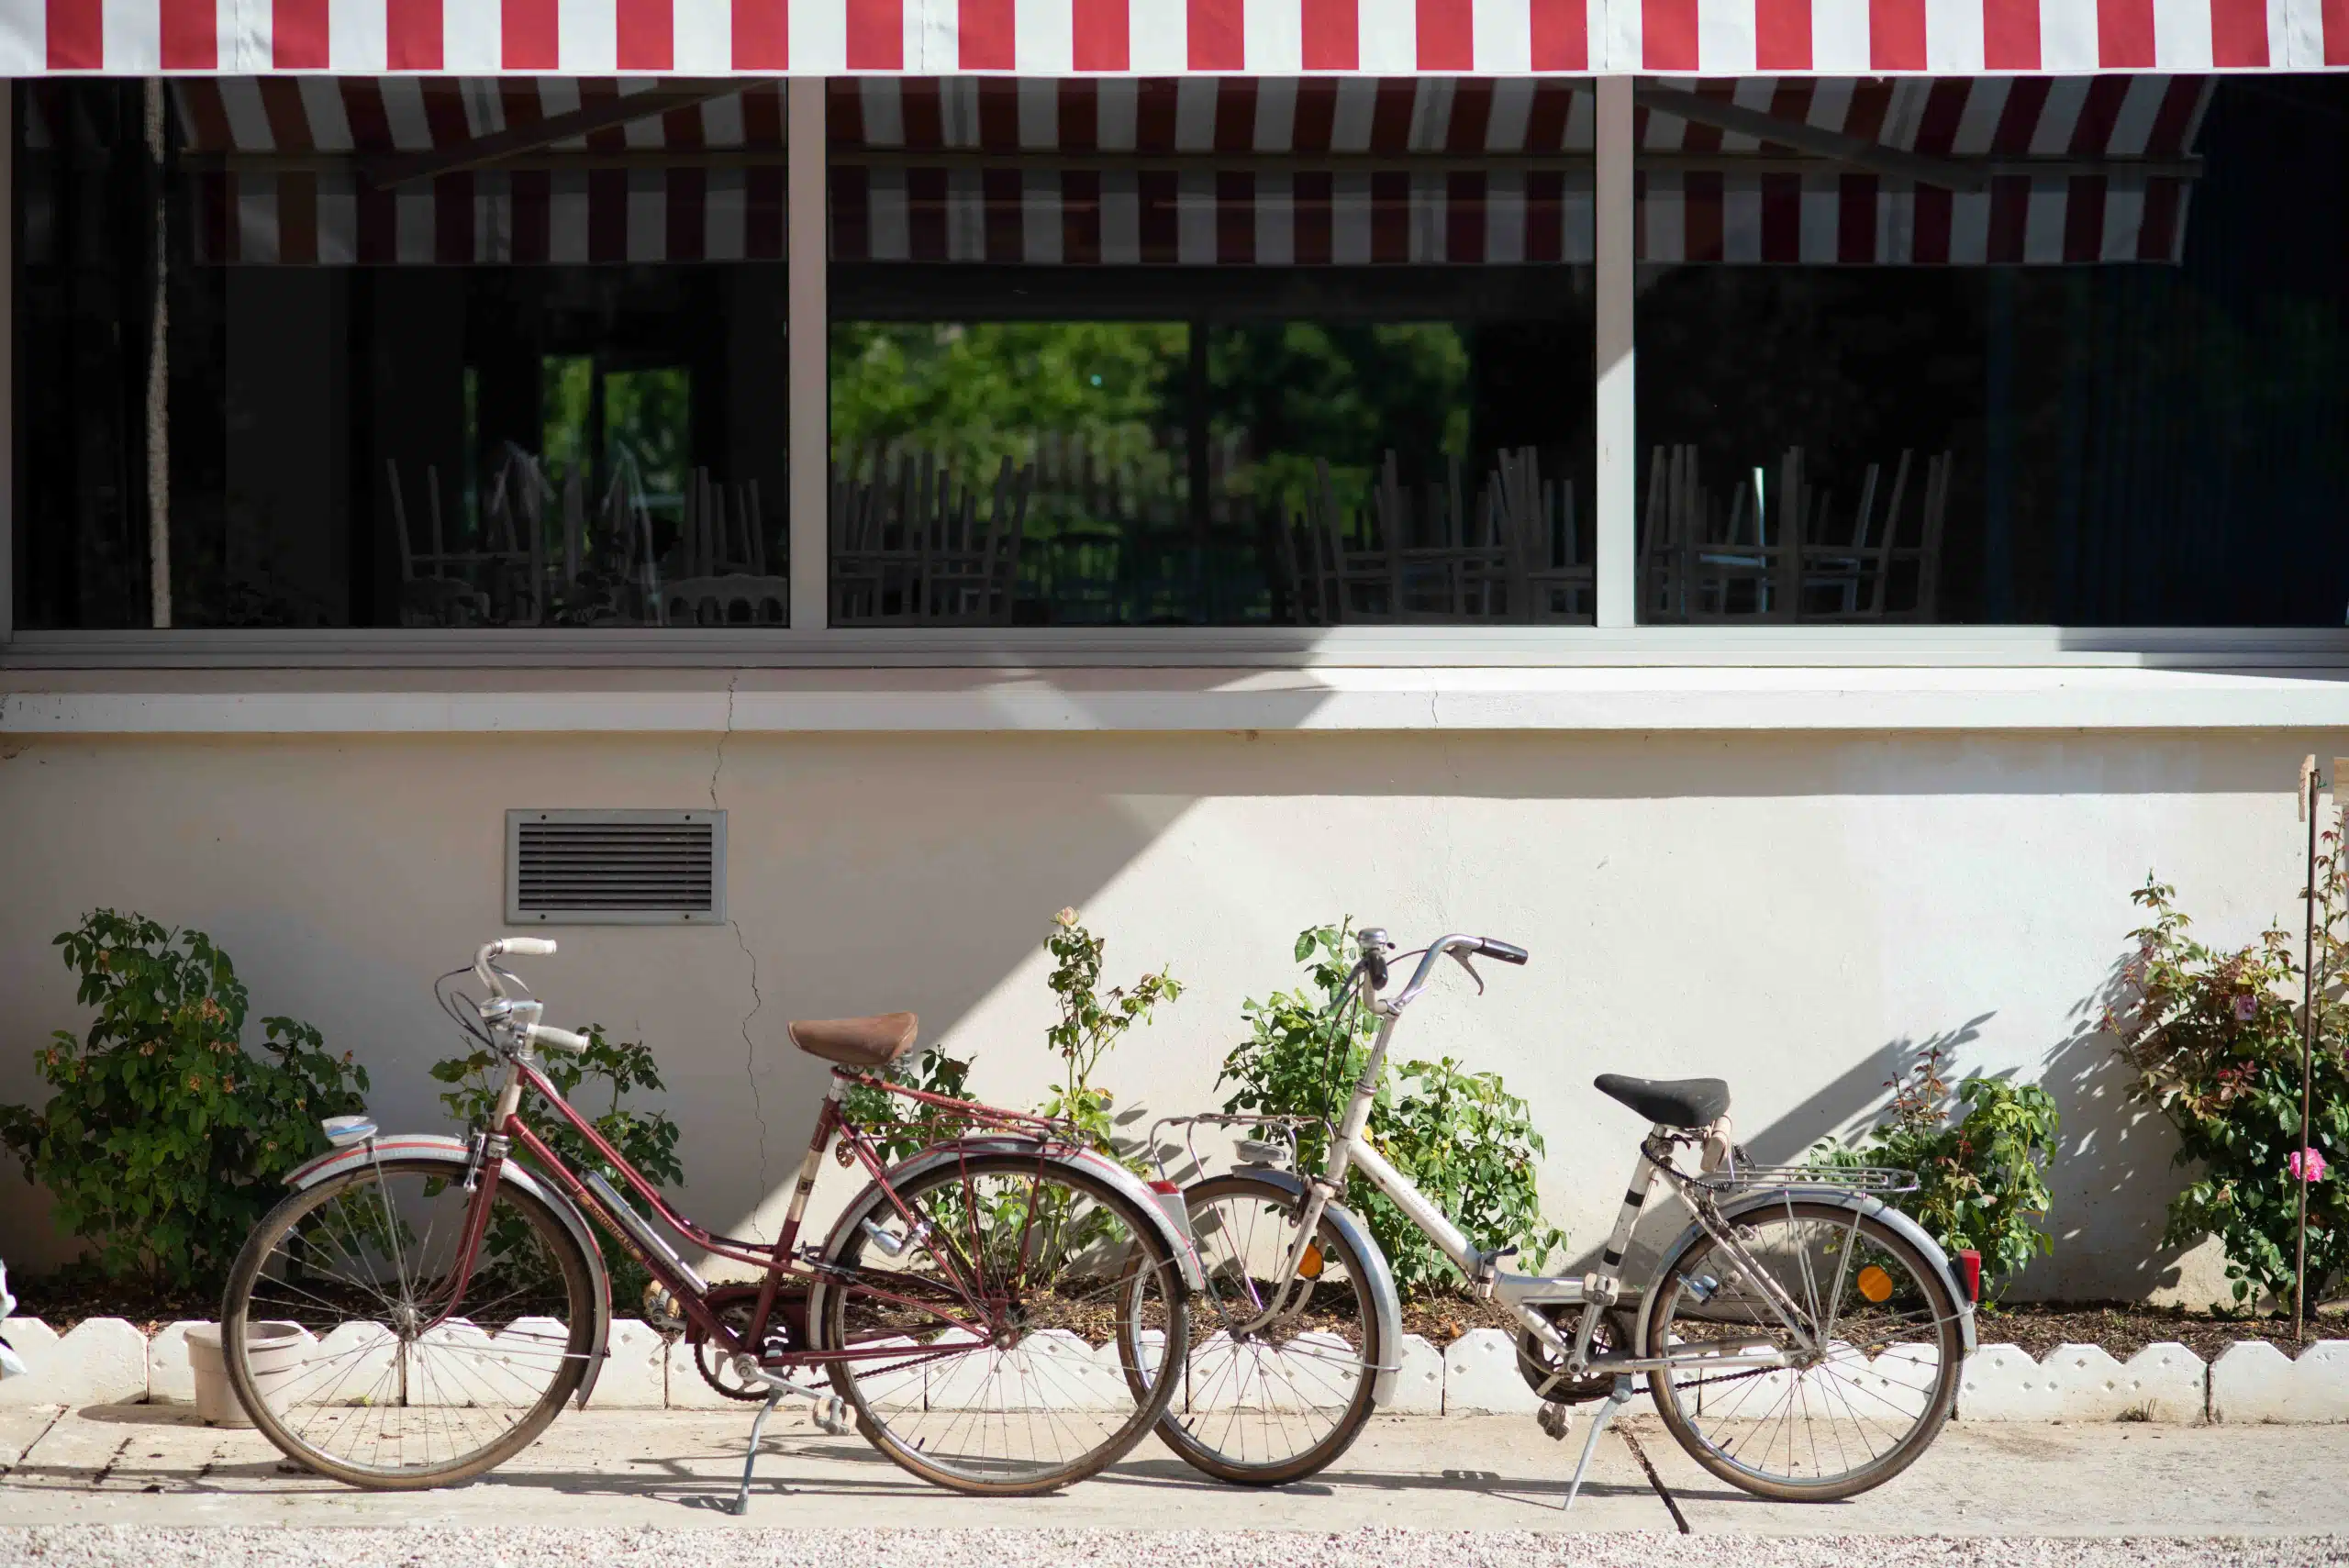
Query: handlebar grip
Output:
[[530, 1024, 591, 1053], [500, 938, 559, 958], [1475, 939, 1531, 965]]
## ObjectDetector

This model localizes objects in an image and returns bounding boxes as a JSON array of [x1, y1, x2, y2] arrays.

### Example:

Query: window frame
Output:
[[6, 75, 2349, 672]]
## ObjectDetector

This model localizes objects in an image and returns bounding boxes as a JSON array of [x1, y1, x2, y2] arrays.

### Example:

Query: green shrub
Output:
[[431, 1027, 683, 1308], [1040, 907, 1180, 1163], [0, 911, 369, 1291], [1218, 921, 1567, 1295], [2111, 873, 2349, 1312], [1811, 1043, 2058, 1296]]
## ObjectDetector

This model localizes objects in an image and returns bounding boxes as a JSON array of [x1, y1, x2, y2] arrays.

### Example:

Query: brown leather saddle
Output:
[[787, 1012, 919, 1068]]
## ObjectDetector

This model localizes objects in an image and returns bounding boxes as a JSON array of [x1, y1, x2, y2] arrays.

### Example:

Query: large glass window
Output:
[[1632, 74, 2349, 627], [827, 79, 1597, 628], [15, 80, 789, 630]]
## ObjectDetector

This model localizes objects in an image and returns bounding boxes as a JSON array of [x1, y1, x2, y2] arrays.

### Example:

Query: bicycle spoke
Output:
[[1652, 1200, 1958, 1498], [227, 1163, 590, 1485], [826, 1156, 1183, 1492]]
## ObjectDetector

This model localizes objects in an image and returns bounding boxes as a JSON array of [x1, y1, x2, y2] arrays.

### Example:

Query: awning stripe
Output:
[[1, 0, 2340, 74], [21, 74, 2206, 266]]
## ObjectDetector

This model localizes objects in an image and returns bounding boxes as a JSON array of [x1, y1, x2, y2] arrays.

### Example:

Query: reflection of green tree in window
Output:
[[1208, 322, 1471, 525], [828, 318, 1472, 525], [540, 355, 596, 488], [829, 321, 1184, 477], [535, 354, 692, 532], [604, 367, 692, 530]]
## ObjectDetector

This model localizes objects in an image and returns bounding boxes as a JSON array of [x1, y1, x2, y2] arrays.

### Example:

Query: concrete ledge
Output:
[[15, 662, 2349, 736], [6, 1317, 2346, 1421]]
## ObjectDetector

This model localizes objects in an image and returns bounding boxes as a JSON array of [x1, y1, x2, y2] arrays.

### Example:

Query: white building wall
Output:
[[0, 723, 2311, 1303]]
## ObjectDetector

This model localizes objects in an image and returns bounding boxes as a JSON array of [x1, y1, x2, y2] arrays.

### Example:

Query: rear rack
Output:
[[1146, 1113, 1328, 1186], [1693, 1162, 1919, 1195]]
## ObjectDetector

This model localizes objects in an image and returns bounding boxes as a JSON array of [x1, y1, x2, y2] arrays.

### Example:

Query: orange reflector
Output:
[[1298, 1243, 1325, 1279], [1856, 1264, 1895, 1303]]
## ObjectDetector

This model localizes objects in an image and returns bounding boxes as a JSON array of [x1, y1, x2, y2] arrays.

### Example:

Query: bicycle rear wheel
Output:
[[1126, 1172, 1382, 1485], [219, 1158, 596, 1489], [1643, 1198, 1963, 1502], [815, 1151, 1188, 1496]]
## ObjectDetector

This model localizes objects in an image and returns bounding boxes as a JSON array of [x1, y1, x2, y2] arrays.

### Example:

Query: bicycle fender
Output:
[[284, 1134, 616, 1409], [1202, 1166, 1408, 1407], [1634, 1185, 1976, 1361], [813, 1137, 1206, 1295]]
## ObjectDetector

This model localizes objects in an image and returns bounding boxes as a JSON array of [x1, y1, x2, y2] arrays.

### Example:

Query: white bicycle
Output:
[[1128, 928, 1976, 1502]]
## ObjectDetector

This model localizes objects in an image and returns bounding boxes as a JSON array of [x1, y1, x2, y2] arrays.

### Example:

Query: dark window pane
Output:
[[1633, 74, 2349, 627], [14, 80, 789, 630], [826, 77, 1596, 628]]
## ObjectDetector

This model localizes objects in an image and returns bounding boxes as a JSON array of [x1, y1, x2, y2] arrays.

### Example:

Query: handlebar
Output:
[[1365, 931, 1531, 1010], [473, 936, 559, 997], [529, 1023, 591, 1053]]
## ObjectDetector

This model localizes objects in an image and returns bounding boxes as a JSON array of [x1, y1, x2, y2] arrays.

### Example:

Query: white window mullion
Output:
[[788, 78, 829, 635], [1593, 77, 1636, 630], [0, 81, 11, 646]]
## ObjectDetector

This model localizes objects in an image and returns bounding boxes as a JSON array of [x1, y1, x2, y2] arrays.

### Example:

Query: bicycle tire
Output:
[[814, 1150, 1189, 1496], [1642, 1198, 1963, 1503], [220, 1157, 596, 1490], [1126, 1172, 1382, 1486]]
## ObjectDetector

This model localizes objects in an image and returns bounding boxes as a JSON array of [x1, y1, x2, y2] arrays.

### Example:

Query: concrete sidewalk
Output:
[[0, 1405, 2335, 1537]]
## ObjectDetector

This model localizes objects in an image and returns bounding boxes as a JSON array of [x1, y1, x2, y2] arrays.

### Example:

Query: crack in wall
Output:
[[709, 673, 770, 1207]]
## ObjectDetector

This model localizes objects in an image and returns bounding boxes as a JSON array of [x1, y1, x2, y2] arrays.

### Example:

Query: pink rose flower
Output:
[[2232, 994, 2257, 1021], [2289, 1148, 2329, 1183]]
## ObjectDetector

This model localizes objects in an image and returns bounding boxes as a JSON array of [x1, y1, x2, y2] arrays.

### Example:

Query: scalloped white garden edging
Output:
[[3, 1318, 2344, 1421]]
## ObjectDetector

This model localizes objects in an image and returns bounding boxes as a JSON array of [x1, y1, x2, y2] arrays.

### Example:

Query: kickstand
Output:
[[731, 1389, 785, 1517], [1564, 1374, 1634, 1510]]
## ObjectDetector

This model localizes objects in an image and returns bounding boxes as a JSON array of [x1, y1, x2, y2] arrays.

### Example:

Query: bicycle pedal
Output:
[[813, 1396, 854, 1437], [1538, 1402, 1574, 1441]]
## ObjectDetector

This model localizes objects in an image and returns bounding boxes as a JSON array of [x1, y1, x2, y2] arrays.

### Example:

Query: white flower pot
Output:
[[186, 1322, 308, 1427]]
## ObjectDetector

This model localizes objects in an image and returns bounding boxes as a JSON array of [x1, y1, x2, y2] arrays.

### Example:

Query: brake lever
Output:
[[1446, 947, 1486, 995]]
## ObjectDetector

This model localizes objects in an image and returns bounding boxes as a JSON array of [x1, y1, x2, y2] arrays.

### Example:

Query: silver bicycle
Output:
[[1126, 928, 1976, 1502]]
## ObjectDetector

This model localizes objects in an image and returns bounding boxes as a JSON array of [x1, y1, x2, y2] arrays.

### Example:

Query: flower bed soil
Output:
[[14, 1275, 2341, 1361]]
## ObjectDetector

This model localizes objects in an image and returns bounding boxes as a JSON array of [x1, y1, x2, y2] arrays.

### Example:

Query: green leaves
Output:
[[1042, 908, 1179, 1167], [2112, 864, 2349, 1312], [0, 910, 369, 1290], [1219, 920, 1567, 1296], [1812, 1046, 2058, 1297]]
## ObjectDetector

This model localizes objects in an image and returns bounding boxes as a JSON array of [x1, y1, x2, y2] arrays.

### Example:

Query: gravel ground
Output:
[[6, 1530, 2348, 1568]]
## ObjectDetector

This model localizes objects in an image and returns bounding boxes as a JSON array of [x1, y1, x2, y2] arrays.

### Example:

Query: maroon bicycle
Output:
[[218, 938, 1197, 1507]]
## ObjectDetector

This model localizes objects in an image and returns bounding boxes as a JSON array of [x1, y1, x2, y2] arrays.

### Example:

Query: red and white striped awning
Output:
[[110, 74, 2207, 265], [5, 0, 2342, 75]]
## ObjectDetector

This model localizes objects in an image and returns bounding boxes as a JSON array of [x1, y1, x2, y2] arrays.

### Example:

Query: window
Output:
[[14, 79, 789, 630], [826, 79, 1597, 628], [1632, 74, 2349, 627]]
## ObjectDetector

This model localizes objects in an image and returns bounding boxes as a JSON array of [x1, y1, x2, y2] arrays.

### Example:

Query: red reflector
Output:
[[1148, 1180, 1181, 1194], [1957, 1248, 1982, 1304]]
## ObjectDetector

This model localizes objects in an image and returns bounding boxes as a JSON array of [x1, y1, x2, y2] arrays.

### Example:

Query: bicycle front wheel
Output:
[[1127, 1172, 1382, 1485], [219, 1158, 597, 1489], [1643, 1198, 1963, 1502], [816, 1151, 1189, 1496]]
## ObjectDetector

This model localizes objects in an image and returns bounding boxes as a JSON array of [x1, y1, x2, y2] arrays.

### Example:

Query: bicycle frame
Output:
[[445, 1035, 1072, 1380], [1247, 934, 1826, 1380]]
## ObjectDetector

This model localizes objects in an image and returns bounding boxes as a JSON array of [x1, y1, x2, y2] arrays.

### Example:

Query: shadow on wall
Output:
[[1595, 1024, 1969, 1279], [1604, 977, 2206, 1303], [2030, 955, 2205, 1304]]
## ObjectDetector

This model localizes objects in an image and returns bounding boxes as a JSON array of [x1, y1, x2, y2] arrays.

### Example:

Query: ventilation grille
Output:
[[506, 810, 726, 926]]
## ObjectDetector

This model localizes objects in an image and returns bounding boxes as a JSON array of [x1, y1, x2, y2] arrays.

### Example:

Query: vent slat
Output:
[[508, 811, 724, 924]]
